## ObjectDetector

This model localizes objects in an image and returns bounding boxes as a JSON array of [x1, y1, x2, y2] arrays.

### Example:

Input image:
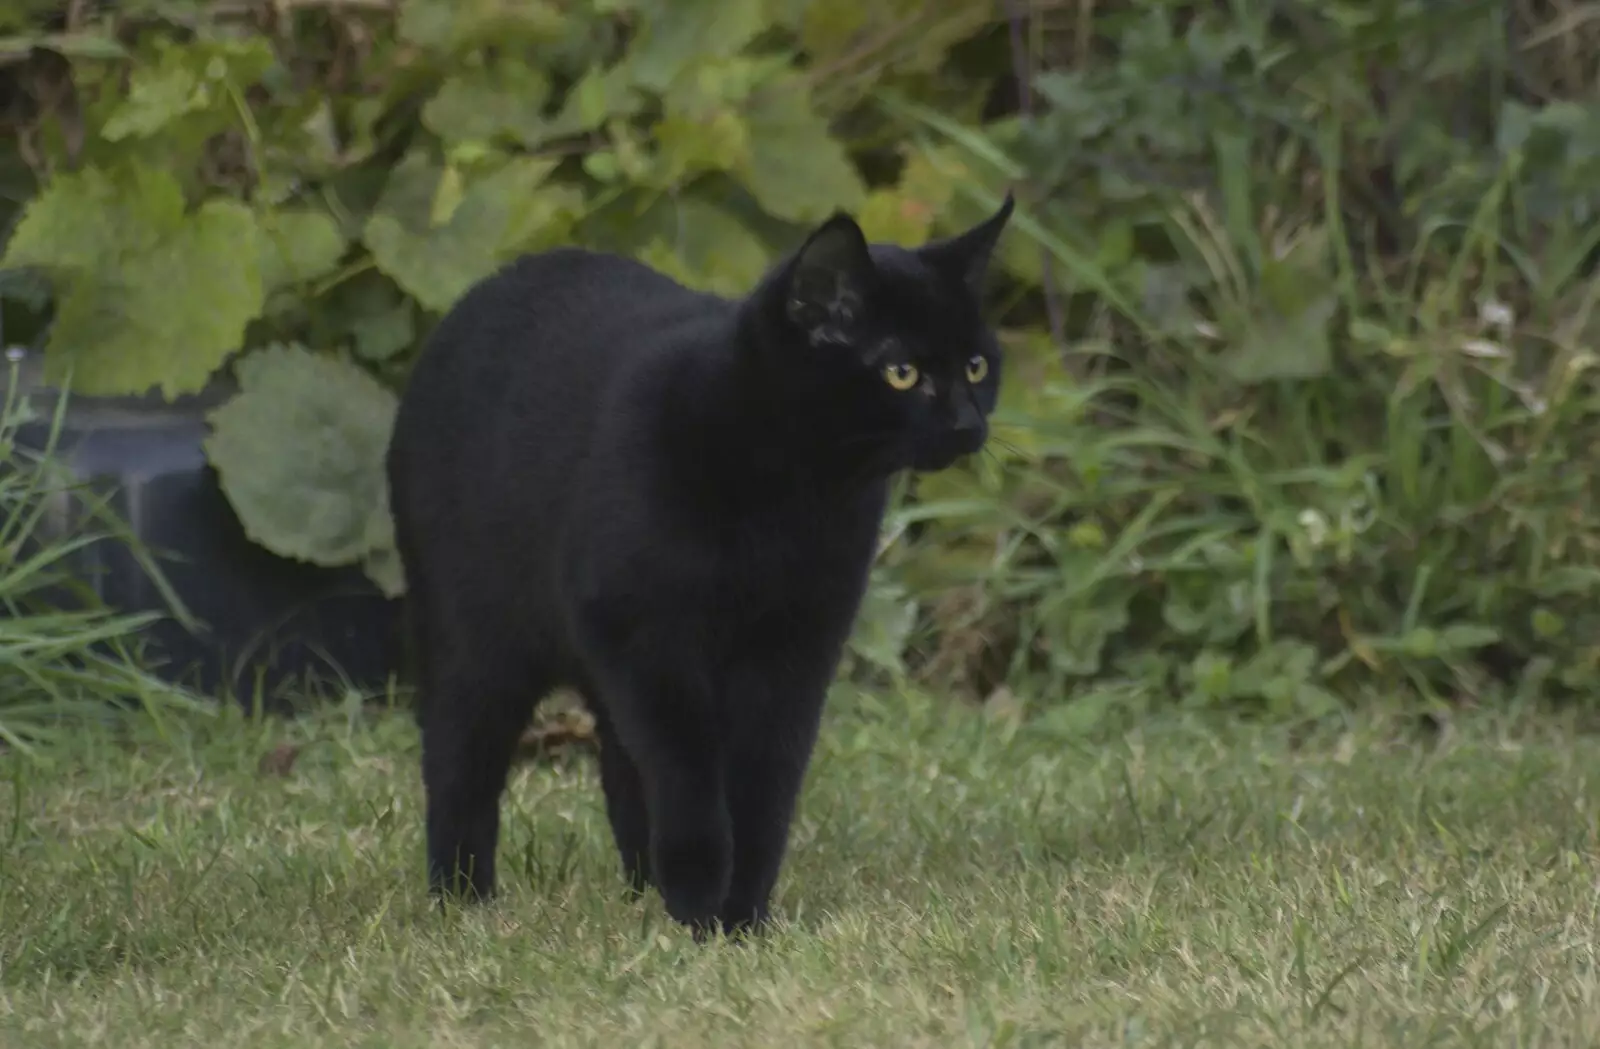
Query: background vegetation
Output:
[[1, 0, 1596, 723], [0, 375, 204, 756]]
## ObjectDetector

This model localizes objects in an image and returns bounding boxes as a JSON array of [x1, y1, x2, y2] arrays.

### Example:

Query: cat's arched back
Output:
[[387, 195, 1015, 934]]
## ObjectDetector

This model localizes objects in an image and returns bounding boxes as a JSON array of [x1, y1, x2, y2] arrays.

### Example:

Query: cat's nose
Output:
[[950, 401, 985, 436]]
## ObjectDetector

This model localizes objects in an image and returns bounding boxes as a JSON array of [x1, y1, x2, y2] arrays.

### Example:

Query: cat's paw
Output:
[[716, 902, 772, 940], [652, 831, 732, 930]]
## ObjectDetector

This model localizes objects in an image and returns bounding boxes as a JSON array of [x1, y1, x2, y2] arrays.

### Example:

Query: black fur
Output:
[[386, 195, 1014, 935]]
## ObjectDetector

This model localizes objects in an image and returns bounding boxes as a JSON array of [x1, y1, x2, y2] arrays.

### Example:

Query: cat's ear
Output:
[[919, 191, 1015, 297], [784, 213, 875, 341]]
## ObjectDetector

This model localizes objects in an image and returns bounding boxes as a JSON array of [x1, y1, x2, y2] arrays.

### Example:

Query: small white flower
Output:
[[1298, 508, 1330, 547], [1479, 297, 1514, 331]]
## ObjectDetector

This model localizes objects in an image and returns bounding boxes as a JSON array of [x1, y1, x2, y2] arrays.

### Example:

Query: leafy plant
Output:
[[0, 372, 208, 757], [0, 0, 999, 597], [3, 0, 1598, 719], [858, 0, 1600, 718]]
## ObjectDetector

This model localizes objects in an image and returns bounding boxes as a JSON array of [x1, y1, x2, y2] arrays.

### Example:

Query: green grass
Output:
[[2, 690, 1598, 1048]]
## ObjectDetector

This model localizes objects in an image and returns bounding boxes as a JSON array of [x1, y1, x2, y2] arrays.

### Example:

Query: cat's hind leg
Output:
[[417, 620, 547, 902], [586, 699, 653, 897]]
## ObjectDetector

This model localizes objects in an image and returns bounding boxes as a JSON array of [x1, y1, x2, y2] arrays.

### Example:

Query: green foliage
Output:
[[4, 164, 264, 397], [3, 0, 1598, 717], [852, 0, 1600, 717], [0, 377, 208, 757], [202, 343, 402, 596], [0, 0, 984, 597]]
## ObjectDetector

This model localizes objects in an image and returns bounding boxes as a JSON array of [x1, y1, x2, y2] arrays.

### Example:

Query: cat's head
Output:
[[752, 194, 1015, 475]]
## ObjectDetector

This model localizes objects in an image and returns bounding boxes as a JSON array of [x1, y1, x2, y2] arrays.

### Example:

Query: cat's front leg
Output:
[[716, 665, 831, 935], [585, 658, 733, 933]]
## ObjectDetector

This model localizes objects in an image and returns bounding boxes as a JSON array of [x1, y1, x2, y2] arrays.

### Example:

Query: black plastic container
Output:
[[2, 349, 403, 710]]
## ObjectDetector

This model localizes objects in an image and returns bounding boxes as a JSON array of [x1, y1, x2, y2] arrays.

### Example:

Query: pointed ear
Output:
[[784, 212, 875, 342], [919, 191, 1015, 297]]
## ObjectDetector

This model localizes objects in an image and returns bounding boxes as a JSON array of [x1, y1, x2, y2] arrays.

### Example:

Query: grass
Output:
[[0, 375, 207, 756], [2, 689, 1598, 1048]]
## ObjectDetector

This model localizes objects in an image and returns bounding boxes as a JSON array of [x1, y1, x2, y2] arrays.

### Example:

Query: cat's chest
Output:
[[707, 502, 881, 617]]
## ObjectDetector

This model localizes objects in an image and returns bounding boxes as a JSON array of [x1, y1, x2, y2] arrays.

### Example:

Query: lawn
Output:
[[2, 688, 1598, 1048]]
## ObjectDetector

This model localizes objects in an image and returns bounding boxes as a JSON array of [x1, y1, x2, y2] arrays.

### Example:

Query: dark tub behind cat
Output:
[[387, 195, 1015, 934]]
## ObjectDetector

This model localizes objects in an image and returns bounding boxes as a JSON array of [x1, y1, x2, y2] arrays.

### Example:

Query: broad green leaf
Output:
[[349, 304, 416, 363], [314, 272, 417, 363], [258, 207, 348, 292], [652, 111, 749, 184], [626, 0, 766, 94], [548, 65, 645, 137], [634, 197, 773, 296], [2, 164, 264, 398], [398, 0, 566, 52], [422, 64, 556, 148], [739, 83, 865, 223], [4, 163, 180, 267], [203, 343, 399, 580], [581, 191, 772, 296], [363, 153, 579, 313], [100, 36, 274, 142], [664, 55, 793, 116], [856, 150, 960, 245]]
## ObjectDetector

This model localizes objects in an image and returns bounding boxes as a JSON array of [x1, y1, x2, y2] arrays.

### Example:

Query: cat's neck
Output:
[[656, 307, 892, 508]]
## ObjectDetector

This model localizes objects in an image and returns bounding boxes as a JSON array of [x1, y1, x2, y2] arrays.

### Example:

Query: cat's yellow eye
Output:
[[882, 362, 919, 391], [965, 356, 989, 383]]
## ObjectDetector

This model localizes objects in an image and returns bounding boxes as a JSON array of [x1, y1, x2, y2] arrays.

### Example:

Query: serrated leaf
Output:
[[100, 36, 274, 142], [549, 66, 644, 138], [101, 57, 209, 141], [363, 153, 577, 313], [2, 164, 265, 398], [4, 163, 180, 266], [204, 343, 399, 575], [739, 83, 865, 223], [258, 208, 348, 292]]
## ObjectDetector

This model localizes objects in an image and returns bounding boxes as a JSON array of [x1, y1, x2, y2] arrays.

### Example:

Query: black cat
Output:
[[386, 193, 1014, 935]]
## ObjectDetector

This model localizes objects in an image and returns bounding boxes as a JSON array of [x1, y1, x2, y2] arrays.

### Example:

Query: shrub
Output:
[[864, 0, 1600, 719], [2, 0, 1595, 719]]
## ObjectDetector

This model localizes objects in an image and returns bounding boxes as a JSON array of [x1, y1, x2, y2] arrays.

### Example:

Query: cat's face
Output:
[[763, 195, 1015, 476]]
